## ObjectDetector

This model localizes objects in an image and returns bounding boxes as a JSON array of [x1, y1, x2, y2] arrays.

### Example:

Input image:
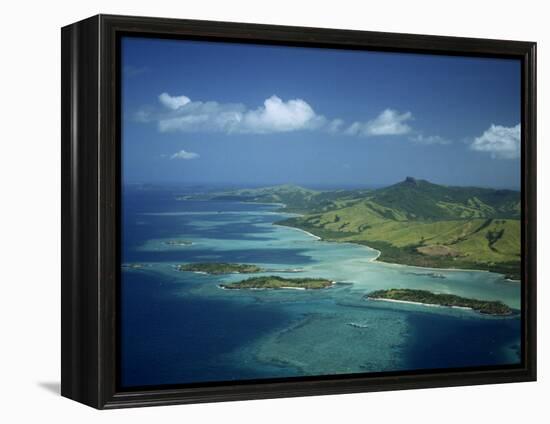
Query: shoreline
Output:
[[218, 281, 337, 291], [272, 223, 321, 240], [368, 297, 473, 311], [275, 222, 383, 260], [367, 295, 514, 316], [373, 257, 493, 274], [174, 199, 518, 281], [277, 221, 517, 279]]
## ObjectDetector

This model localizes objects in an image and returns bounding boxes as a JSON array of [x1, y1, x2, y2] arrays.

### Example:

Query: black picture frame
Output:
[[61, 14, 537, 409]]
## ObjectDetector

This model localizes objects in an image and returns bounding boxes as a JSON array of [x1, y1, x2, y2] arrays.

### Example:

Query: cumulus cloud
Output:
[[409, 134, 452, 145], [327, 118, 345, 134], [149, 94, 326, 134], [170, 149, 199, 160], [242, 95, 326, 133], [346, 109, 413, 136], [159, 92, 191, 110], [138, 94, 452, 149], [343, 122, 362, 136], [470, 124, 520, 159]]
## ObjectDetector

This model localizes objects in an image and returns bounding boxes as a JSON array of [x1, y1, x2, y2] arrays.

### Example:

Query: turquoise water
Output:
[[121, 188, 521, 387]]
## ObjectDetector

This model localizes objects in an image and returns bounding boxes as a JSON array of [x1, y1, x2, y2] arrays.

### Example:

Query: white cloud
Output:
[[152, 94, 326, 134], [139, 95, 449, 149], [368, 109, 413, 135], [159, 92, 191, 110], [344, 122, 361, 136], [170, 149, 199, 160], [409, 134, 452, 145], [327, 119, 344, 134], [346, 109, 413, 136], [470, 124, 520, 159], [241, 96, 325, 133]]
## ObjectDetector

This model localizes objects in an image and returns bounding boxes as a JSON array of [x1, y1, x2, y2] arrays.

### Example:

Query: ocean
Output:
[[120, 186, 521, 388]]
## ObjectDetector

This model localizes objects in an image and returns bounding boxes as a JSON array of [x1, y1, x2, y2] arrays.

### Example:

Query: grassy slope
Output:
[[365, 178, 520, 220], [273, 179, 521, 279], [211, 184, 371, 213], [185, 179, 521, 279]]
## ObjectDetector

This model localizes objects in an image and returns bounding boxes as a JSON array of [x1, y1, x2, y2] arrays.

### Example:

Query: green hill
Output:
[[180, 178, 521, 279], [365, 177, 520, 220], [210, 184, 373, 213], [272, 178, 521, 279], [210, 184, 318, 211], [208, 177, 519, 220]]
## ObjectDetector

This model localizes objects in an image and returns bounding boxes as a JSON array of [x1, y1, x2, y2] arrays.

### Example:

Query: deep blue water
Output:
[[403, 310, 520, 371], [121, 270, 297, 386], [121, 187, 305, 386]]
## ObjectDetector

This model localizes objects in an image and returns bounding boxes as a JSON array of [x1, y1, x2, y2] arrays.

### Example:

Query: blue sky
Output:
[[122, 36, 521, 189]]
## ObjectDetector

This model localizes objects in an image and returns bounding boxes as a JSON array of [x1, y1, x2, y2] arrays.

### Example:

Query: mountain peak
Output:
[[402, 176, 434, 187], [376, 177, 440, 196]]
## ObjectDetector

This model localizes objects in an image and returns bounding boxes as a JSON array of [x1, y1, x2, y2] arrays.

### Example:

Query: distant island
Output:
[[122, 263, 146, 269], [164, 239, 193, 246], [183, 178, 520, 280], [177, 263, 264, 274], [367, 288, 513, 316], [220, 276, 334, 290]]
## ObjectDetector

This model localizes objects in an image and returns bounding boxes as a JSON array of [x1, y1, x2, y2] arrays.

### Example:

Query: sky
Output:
[[121, 36, 521, 189]]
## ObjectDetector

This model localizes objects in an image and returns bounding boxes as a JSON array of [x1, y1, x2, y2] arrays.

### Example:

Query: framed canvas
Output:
[[61, 14, 536, 409]]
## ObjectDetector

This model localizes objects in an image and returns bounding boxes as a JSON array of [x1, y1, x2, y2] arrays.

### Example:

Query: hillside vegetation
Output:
[[220, 276, 333, 290], [185, 177, 522, 279], [209, 184, 371, 213], [367, 289, 513, 315]]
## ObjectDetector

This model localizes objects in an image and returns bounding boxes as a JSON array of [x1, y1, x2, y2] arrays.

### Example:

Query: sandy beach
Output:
[[272, 224, 321, 240], [369, 297, 473, 311]]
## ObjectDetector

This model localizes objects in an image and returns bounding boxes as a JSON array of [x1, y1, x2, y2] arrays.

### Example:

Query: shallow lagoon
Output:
[[121, 190, 521, 387]]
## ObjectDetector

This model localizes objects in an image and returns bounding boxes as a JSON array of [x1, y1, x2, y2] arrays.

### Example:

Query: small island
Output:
[[177, 262, 264, 275], [164, 239, 193, 246], [220, 276, 334, 290], [121, 263, 145, 269], [366, 288, 513, 316]]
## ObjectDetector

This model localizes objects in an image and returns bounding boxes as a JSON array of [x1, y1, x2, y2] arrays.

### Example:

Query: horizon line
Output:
[[122, 178, 521, 192]]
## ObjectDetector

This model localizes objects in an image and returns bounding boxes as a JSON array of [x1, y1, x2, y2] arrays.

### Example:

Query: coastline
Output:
[[122, 192, 523, 381], [274, 222, 383, 260], [272, 223, 321, 240], [203, 198, 518, 281], [276, 220, 517, 279], [373, 258, 493, 274], [218, 281, 337, 291], [368, 297, 472, 311]]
